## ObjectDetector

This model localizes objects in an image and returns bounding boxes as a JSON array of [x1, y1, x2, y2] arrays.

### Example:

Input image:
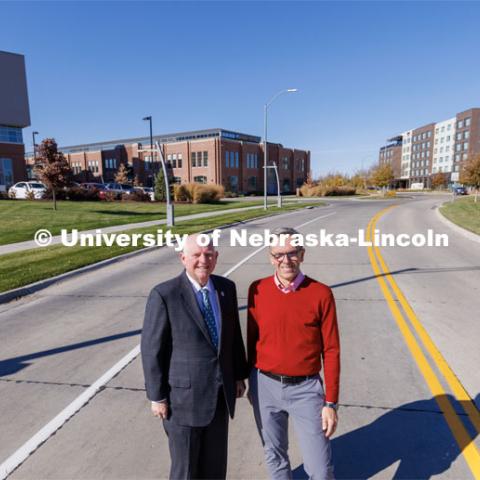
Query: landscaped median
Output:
[[0, 203, 321, 293], [439, 196, 480, 235]]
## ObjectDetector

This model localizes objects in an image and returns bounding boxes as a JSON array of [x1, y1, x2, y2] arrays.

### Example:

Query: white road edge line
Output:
[[0, 209, 336, 479]]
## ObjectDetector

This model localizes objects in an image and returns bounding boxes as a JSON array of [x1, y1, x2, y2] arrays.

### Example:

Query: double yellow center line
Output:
[[366, 206, 480, 478]]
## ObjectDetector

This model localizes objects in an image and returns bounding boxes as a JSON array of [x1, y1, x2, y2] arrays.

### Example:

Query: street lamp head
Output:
[[33, 131, 39, 135], [142, 116, 152, 121], [287, 88, 298, 93]]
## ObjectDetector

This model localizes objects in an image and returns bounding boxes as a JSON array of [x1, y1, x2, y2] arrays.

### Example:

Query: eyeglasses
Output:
[[270, 250, 301, 262]]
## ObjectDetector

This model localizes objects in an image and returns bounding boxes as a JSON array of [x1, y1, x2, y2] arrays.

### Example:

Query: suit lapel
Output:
[[179, 271, 216, 350]]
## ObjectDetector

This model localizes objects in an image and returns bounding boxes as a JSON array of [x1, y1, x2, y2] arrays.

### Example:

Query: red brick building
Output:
[[27, 129, 310, 194]]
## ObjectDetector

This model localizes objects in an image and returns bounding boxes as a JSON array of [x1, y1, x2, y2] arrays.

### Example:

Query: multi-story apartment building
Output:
[[0, 51, 30, 190], [379, 107, 480, 188], [26, 128, 310, 194]]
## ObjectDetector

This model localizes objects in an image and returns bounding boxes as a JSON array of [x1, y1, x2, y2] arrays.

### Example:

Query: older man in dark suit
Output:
[[141, 234, 248, 479]]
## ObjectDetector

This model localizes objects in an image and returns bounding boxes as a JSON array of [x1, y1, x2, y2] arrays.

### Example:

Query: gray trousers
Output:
[[250, 369, 334, 480]]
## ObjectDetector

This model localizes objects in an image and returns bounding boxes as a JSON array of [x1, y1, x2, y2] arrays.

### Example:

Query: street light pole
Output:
[[32, 131, 39, 162], [143, 116, 153, 170], [263, 88, 298, 210]]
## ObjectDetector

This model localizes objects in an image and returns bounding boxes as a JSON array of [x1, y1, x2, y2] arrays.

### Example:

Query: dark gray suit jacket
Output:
[[141, 271, 248, 427]]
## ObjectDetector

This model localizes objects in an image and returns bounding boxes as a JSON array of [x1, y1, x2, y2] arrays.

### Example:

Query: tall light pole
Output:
[[32, 131, 39, 162], [263, 88, 298, 210], [143, 116, 153, 168]]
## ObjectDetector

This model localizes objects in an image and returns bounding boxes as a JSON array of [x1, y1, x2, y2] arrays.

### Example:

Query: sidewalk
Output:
[[0, 205, 265, 256]]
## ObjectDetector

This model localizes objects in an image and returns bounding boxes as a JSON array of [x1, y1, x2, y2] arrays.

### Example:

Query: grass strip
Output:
[[440, 196, 480, 235], [0, 199, 268, 245], [0, 203, 315, 293]]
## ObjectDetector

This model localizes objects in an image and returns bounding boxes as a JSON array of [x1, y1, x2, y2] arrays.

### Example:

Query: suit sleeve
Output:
[[247, 282, 259, 371], [320, 289, 340, 404], [231, 282, 249, 380], [141, 288, 172, 402]]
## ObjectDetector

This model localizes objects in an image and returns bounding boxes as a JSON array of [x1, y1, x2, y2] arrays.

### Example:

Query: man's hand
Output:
[[236, 380, 246, 398], [151, 401, 169, 419], [322, 405, 338, 438]]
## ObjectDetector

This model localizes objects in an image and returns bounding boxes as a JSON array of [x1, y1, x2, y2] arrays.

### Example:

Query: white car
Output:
[[8, 181, 46, 199]]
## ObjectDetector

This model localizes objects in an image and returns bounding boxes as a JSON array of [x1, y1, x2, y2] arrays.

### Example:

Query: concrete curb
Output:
[[0, 206, 318, 305], [435, 203, 480, 244]]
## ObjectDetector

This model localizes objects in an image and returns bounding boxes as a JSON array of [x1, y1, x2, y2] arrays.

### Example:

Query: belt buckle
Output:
[[280, 375, 287, 384]]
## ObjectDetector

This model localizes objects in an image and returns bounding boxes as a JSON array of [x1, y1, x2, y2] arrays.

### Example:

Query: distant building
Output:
[[27, 128, 310, 194], [378, 108, 480, 188], [0, 51, 31, 189]]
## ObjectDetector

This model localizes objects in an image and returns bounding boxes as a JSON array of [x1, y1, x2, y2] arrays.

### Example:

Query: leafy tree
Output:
[[34, 138, 71, 210], [431, 172, 448, 190], [371, 164, 394, 189], [460, 154, 480, 203], [114, 163, 130, 184], [154, 168, 167, 201]]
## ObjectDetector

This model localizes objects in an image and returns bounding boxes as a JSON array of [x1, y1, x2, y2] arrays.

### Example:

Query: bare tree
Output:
[[35, 138, 71, 210]]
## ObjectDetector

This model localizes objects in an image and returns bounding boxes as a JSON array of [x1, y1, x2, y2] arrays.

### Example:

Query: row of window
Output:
[[412, 141, 431, 151], [225, 151, 239, 169], [435, 135, 452, 144], [454, 153, 468, 162], [0, 126, 23, 144], [191, 151, 207, 168], [105, 158, 118, 169], [247, 153, 259, 169], [457, 117, 471, 129], [411, 169, 429, 176], [435, 124, 453, 135], [71, 162, 82, 175], [88, 160, 99, 173], [455, 131, 470, 141], [455, 142, 469, 152]]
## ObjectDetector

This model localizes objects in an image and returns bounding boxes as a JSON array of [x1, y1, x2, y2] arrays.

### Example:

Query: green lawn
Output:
[[0, 203, 315, 293], [440, 196, 480, 235], [0, 199, 268, 245]]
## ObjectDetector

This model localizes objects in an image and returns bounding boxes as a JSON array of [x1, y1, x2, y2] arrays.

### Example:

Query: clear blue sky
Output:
[[2, 1, 480, 177]]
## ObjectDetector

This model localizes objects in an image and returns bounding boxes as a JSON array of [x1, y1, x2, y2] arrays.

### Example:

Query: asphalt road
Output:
[[1, 195, 479, 479]]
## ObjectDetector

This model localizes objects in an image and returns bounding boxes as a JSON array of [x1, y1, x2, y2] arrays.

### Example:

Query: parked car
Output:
[[135, 186, 155, 201], [105, 183, 135, 196], [8, 181, 46, 199], [453, 186, 468, 195], [80, 182, 108, 199]]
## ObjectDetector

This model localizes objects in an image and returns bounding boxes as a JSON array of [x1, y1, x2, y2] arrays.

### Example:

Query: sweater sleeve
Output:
[[320, 289, 340, 403], [247, 282, 259, 371]]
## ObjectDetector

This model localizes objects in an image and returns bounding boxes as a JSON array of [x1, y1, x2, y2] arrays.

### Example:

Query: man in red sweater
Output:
[[247, 227, 340, 479]]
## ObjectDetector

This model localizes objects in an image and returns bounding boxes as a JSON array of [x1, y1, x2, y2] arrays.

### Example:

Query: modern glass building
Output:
[[0, 50, 31, 190]]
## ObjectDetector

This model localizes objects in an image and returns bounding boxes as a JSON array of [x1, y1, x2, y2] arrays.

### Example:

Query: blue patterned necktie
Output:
[[200, 288, 219, 349]]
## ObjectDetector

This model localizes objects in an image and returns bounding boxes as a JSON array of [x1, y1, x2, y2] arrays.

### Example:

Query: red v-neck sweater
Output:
[[247, 275, 340, 403]]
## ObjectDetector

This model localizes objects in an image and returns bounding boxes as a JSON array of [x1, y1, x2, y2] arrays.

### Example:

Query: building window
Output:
[[456, 132, 462, 141], [464, 142, 469, 151], [194, 175, 207, 184], [465, 117, 471, 127], [173, 176, 181, 184], [203, 151, 208, 167], [178, 154, 183, 168], [464, 131, 470, 139], [235, 152, 239, 168], [192, 152, 197, 167], [248, 176, 256, 189], [225, 151, 229, 168], [230, 151, 235, 168], [228, 175, 238, 192], [0, 126, 23, 144], [463, 153, 468, 161], [457, 120, 464, 129], [172, 154, 177, 169], [0, 158, 13, 186]]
